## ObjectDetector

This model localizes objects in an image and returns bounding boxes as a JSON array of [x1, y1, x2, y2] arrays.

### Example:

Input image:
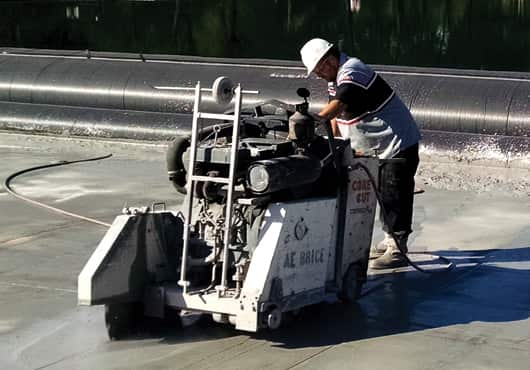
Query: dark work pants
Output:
[[378, 143, 420, 235]]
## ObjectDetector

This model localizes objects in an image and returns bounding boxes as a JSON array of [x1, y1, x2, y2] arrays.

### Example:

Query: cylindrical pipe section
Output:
[[0, 49, 529, 139], [0, 101, 189, 140], [0, 51, 315, 115]]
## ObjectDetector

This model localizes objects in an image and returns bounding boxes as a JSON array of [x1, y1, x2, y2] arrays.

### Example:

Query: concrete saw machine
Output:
[[78, 77, 378, 340]]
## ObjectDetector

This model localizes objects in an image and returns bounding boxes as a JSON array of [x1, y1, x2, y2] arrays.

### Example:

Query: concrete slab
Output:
[[0, 132, 529, 369]]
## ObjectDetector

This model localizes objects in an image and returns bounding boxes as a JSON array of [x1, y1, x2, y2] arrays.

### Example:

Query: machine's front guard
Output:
[[78, 211, 183, 306]]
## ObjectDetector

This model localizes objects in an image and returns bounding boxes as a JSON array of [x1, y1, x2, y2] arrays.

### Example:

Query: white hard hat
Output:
[[300, 38, 334, 75]]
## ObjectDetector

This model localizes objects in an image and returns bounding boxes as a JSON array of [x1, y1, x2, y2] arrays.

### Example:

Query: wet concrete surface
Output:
[[0, 132, 529, 370]]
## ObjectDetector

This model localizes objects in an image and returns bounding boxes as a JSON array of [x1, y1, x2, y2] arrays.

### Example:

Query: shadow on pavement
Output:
[[129, 246, 530, 348], [261, 246, 530, 348]]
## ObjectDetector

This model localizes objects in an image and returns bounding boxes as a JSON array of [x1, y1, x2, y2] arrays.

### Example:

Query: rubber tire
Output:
[[266, 307, 282, 330], [104, 303, 141, 340], [338, 264, 363, 303]]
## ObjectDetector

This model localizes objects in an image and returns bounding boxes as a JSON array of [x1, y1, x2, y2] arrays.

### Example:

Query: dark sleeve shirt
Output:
[[327, 54, 421, 155], [329, 55, 394, 124]]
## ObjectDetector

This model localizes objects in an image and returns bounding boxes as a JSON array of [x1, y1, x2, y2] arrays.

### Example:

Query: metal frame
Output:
[[178, 81, 243, 294]]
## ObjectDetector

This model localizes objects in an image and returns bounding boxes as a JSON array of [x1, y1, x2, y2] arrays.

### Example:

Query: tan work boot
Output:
[[370, 232, 395, 258], [370, 234, 409, 269]]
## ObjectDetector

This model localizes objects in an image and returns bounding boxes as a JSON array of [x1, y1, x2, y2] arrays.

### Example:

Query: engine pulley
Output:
[[212, 76, 235, 106]]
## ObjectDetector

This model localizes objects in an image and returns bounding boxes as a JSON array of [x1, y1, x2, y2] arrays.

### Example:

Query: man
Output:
[[300, 38, 421, 269]]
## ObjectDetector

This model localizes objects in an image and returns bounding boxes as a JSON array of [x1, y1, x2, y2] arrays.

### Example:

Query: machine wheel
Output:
[[266, 307, 282, 330], [338, 264, 364, 303], [104, 302, 141, 340]]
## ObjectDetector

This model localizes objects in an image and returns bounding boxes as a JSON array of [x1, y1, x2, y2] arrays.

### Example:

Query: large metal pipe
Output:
[[0, 48, 529, 141], [0, 101, 190, 141], [0, 48, 313, 116]]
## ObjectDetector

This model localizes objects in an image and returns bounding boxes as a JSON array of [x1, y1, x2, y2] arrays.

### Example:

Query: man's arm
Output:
[[318, 99, 346, 137], [330, 118, 341, 137]]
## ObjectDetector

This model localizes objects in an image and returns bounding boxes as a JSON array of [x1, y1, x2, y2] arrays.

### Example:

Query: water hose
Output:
[[351, 161, 453, 273], [3, 154, 113, 228]]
